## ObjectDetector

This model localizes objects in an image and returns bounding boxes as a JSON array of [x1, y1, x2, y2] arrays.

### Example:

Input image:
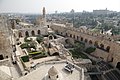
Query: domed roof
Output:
[[48, 66, 58, 76]]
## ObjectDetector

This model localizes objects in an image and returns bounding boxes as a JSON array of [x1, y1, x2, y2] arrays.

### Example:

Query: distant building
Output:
[[93, 8, 116, 15], [70, 9, 75, 14], [93, 8, 109, 15]]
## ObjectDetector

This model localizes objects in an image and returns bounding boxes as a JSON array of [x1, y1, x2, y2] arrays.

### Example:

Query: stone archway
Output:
[[19, 32, 22, 37], [89, 40, 93, 44], [81, 37, 83, 41], [31, 30, 35, 36], [77, 36, 79, 40], [25, 31, 29, 37], [70, 34, 72, 38], [100, 44, 104, 49], [0, 55, 4, 60], [116, 62, 120, 70], [106, 46, 110, 52], [48, 35, 54, 40], [94, 41, 99, 47], [38, 30, 41, 35]]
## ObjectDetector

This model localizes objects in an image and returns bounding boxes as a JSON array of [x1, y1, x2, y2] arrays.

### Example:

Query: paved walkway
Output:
[[25, 56, 58, 68], [10, 66, 21, 78]]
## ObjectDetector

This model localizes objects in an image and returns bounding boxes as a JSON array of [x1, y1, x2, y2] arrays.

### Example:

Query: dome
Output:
[[48, 66, 58, 76]]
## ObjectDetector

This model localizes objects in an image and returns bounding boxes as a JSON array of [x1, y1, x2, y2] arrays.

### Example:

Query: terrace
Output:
[[17, 61, 84, 80]]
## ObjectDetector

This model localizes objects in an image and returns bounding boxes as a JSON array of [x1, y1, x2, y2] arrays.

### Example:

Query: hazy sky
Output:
[[0, 0, 120, 13]]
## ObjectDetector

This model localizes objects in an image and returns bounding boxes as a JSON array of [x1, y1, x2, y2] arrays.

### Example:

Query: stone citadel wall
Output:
[[50, 23, 120, 67]]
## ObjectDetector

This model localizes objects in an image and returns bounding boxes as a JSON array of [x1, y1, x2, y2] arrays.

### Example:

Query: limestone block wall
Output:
[[91, 48, 109, 61], [17, 27, 48, 38], [50, 24, 120, 67]]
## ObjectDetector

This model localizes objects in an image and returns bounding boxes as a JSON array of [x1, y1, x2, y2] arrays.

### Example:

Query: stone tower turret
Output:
[[43, 7, 46, 25], [43, 7, 46, 18]]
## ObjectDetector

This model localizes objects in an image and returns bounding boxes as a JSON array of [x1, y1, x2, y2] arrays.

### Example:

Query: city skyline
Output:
[[0, 0, 120, 14]]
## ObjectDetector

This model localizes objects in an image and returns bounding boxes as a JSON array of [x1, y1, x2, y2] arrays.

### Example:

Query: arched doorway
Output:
[[77, 36, 79, 40], [31, 30, 35, 36], [70, 34, 72, 38], [89, 40, 93, 44], [38, 30, 41, 35], [19, 32, 22, 37], [25, 31, 29, 37], [52, 52, 59, 56], [100, 44, 104, 49], [116, 62, 120, 70], [81, 37, 83, 41], [48, 35, 54, 40], [106, 46, 110, 52], [94, 41, 99, 47], [0, 55, 4, 60]]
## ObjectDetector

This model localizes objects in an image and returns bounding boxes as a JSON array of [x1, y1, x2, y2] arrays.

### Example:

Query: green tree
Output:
[[74, 42, 85, 53], [36, 36, 43, 44]]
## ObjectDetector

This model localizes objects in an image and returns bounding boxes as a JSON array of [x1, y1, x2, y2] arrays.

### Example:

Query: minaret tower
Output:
[[43, 7, 46, 25]]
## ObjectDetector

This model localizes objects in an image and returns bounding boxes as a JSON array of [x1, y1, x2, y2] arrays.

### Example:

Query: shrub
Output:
[[29, 51, 42, 55], [36, 36, 43, 44], [20, 43, 29, 49], [74, 42, 85, 52], [21, 56, 29, 62], [20, 42, 36, 49], [29, 52, 47, 59], [24, 37, 32, 42], [85, 47, 96, 54], [29, 42, 36, 49]]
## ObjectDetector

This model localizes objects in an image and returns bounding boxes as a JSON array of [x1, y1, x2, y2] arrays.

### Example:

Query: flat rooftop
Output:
[[17, 61, 84, 80]]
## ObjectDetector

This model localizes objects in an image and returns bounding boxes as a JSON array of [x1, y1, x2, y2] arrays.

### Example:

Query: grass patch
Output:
[[69, 50, 89, 59], [85, 47, 96, 54], [36, 35, 43, 44], [21, 56, 29, 62], [29, 51, 47, 59]]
